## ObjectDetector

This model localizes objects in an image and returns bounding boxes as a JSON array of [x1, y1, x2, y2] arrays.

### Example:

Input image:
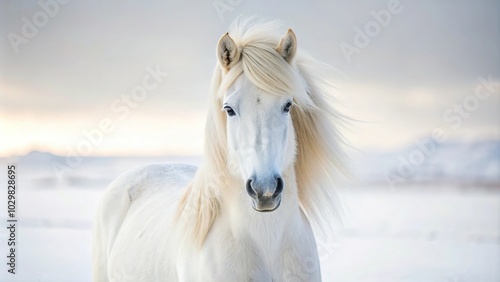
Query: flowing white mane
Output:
[[176, 18, 347, 245]]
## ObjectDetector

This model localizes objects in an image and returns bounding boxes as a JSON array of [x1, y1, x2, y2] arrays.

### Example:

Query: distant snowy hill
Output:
[[0, 152, 201, 189], [1, 139, 498, 189], [352, 139, 500, 186]]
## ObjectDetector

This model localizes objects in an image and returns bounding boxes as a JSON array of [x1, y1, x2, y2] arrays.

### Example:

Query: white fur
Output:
[[93, 17, 346, 282]]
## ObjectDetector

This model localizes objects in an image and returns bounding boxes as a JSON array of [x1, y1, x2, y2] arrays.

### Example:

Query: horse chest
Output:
[[179, 217, 319, 282]]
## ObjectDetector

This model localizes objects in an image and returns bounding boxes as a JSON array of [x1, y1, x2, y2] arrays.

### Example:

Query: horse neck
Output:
[[221, 165, 301, 246]]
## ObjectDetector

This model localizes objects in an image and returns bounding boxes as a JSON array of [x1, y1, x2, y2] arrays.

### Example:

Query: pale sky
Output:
[[0, 0, 498, 157]]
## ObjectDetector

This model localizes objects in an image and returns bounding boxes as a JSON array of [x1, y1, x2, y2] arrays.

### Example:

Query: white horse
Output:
[[93, 18, 346, 282]]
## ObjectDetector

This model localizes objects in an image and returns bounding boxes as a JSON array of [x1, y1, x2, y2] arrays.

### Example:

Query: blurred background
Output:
[[0, 0, 499, 281]]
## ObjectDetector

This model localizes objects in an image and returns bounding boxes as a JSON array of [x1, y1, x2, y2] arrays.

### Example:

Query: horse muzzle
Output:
[[246, 176, 284, 212]]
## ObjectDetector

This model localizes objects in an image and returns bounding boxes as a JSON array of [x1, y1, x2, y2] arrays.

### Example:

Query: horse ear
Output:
[[276, 29, 297, 63], [217, 32, 240, 71]]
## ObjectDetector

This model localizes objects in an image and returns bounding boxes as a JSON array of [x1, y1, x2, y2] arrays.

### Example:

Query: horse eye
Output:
[[223, 106, 236, 117], [283, 101, 293, 113]]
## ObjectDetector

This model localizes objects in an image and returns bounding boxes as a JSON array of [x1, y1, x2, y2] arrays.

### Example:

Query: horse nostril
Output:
[[273, 177, 284, 198], [246, 179, 257, 198]]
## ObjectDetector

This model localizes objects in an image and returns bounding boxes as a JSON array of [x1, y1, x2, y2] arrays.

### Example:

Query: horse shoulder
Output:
[[122, 163, 198, 201]]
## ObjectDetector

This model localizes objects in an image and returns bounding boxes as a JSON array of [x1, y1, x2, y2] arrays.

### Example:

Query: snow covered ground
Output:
[[0, 150, 499, 281], [325, 187, 500, 281]]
